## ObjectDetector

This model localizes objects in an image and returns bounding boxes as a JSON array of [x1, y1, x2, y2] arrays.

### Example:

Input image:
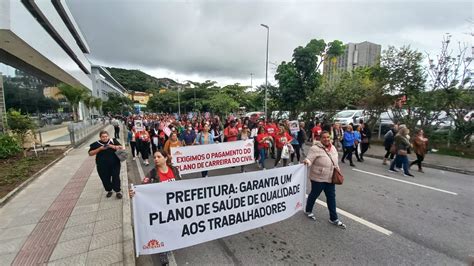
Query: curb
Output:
[[0, 147, 73, 207], [121, 124, 136, 266], [362, 153, 474, 176], [122, 160, 136, 266]]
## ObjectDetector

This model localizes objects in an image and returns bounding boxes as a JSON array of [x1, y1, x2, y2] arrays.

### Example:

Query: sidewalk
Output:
[[0, 125, 134, 265], [361, 143, 474, 175]]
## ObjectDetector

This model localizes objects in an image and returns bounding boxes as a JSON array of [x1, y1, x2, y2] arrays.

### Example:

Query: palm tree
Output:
[[56, 83, 87, 122]]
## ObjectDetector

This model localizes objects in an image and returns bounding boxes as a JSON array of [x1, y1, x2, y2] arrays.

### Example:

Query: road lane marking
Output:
[[135, 158, 145, 180], [352, 168, 458, 196], [305, 194, 393, 236]]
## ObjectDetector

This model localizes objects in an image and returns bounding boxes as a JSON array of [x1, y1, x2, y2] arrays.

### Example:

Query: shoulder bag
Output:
[[319, 145, 344, 185]]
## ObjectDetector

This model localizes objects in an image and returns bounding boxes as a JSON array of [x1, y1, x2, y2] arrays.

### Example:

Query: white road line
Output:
[[352, 168, 458, 196], [305, 195, 393, 236], [135, 158, 145, 180]]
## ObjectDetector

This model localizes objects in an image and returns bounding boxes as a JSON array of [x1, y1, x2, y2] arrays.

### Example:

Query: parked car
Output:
[[332, 110, 368, 127]]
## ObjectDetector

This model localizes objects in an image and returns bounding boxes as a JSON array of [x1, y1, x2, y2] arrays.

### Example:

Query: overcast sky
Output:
[[66, 0, 472, 87]]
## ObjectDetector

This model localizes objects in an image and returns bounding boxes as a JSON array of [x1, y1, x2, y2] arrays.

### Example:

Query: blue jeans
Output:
[[259, 148, 266, 169], [305, 180, 338, 221], [390, 155, 409, 174]]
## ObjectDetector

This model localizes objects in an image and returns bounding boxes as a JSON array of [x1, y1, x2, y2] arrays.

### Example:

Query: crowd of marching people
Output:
[[105, 112, 427, 178]]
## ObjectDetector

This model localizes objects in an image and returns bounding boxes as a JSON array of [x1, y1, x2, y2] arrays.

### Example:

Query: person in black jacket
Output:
[[359, 122, 371, 161], [89, 130, 124, 199], [383, 124, 398, 165]]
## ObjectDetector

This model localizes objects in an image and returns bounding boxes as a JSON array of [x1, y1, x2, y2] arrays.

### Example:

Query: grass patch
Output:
[[0, 149, 66, 198], [432, 147, 474, 159]]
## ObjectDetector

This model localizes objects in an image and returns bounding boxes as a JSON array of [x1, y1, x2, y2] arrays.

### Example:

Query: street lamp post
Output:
[[177, 86, 181, 117], [260, 24, 269, 120]]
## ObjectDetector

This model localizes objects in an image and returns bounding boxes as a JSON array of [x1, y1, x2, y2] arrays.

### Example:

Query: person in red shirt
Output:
[[224, 120, 239, 142], [274, 126, 293, 167], [265, 119, 279, 159], [256, 126, 272, 170], [132, 149, 179, 265], [312, 122, 322, 143], [142, 150, 180, 184]]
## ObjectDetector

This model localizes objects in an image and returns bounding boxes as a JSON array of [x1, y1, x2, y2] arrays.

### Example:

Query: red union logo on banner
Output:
[[143, 239, 165, 250], [173, 151, 183, 156], [295, 201, 302, 210]]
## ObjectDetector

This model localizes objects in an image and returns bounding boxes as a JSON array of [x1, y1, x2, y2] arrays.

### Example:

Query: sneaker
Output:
[[350, 163, 356, 167], [132, 157, 136, 161], [106, 191, 113, 198], [329, 219, 346, 229], [116, 192, 123, 199], [305, 212, 316, 221], [388, 169, 398, 173], [341, 160, 345, 164], [404, 173, 415, 177], [418, 169, 424, 173], [288, 162, 293, 166], [263, 168, 267, 170]]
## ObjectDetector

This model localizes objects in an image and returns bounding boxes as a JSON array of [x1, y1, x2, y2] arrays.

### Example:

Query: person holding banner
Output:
[[132, 149, 179, 265], [163, 132, 182, 156], [194, 123, 215, 177], [142, 150, 181, 184], [304, 131, 346, 229]]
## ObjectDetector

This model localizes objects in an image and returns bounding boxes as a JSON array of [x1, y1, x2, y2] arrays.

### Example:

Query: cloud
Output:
[[67, 0, 473, 85]]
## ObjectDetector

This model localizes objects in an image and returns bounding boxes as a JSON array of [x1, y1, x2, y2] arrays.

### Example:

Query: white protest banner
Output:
[[134, 120, 144, 131], [132, 165, 306, 256], [289, 120, 299, 134], [170, 139, 254, 174]]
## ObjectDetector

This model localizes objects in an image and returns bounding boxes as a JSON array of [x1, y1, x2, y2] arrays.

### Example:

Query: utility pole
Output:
[[250, 73, 253, 89]]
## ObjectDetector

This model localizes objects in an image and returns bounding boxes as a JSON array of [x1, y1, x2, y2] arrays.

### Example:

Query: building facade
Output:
[[90, 65, 127, 100], [0, 0, 126, 124], [324, 41, 381, 79]]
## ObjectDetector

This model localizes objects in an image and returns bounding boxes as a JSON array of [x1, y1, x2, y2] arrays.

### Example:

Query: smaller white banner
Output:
[[134, 120, 144, 131], [132, 165, 306, 255], [170, 140, 254, 174], [289, 120, 299, 134]]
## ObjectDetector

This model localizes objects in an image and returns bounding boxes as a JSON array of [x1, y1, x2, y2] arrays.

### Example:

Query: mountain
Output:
[[106, 67, 180, 92]]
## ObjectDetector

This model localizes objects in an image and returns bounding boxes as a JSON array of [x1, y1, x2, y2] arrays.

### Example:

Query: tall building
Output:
[[0, 0, 92, 121], [324, 41, 381, 79], [90, 65, 127, 100]]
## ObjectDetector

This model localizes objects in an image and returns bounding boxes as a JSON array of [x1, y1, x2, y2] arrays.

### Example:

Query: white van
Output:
[[332, 110, 368, 127]]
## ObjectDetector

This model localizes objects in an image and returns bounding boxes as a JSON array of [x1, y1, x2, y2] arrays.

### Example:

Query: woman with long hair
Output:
[[389, 127, 414, 177], [194, 123, 215, 177], [410, 129, 428, 173]]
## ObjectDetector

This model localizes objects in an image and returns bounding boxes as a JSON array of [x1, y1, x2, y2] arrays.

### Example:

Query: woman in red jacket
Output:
[[274, 126, 293, 167]]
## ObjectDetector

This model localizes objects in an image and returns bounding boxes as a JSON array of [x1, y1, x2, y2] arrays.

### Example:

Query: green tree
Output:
[[274, 39, 344, 118], [381, 46, 426, 129], [426, 35, 474, 144], [208, 93, 239, 116], [147, 90, 179, 113], [56, 83, 87, 122], [102, 93, 134, 115]]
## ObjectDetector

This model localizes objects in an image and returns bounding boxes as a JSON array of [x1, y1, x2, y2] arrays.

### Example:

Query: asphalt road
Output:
[[128, 144, 474, 265]]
